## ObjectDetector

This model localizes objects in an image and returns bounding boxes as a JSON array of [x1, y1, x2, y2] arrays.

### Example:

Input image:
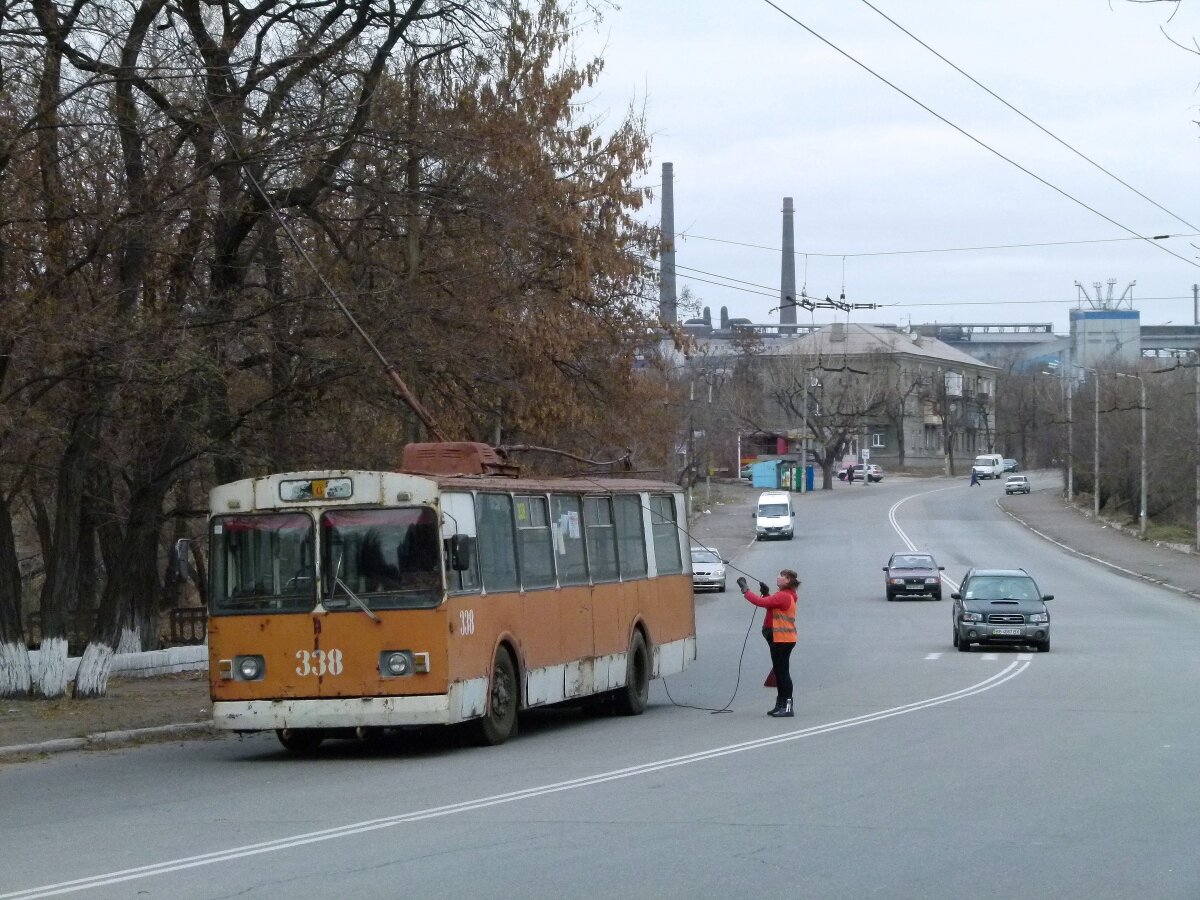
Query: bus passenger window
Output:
[[476, 493, 519, 592], [614, 495, 647, 579], [516, 495, 555, 589], [584, 497, 618, 582], [551, 495, 588, 586], [649, 494, 683, 574]]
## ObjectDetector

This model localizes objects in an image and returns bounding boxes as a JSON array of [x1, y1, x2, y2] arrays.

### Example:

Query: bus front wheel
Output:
[[614, 631, 650, 716], [276, 728, 325, 754], [474, 647, 519, 746]]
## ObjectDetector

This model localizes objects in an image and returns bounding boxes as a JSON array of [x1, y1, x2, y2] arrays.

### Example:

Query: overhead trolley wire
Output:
[[858, 0, 1200, 235], [758, 0, 1200, 270]]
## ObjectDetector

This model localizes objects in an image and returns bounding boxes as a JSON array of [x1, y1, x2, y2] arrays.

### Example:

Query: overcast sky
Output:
[[577, 0, 1200, 333]]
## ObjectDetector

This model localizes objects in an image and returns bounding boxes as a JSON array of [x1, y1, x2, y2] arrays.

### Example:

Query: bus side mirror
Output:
[[449, 534, 473, 571]]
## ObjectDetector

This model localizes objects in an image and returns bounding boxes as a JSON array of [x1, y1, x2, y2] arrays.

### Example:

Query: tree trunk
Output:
[[36, 416, 95, 697], [74, 487, 165, 697], [0, 492, 32, 697]]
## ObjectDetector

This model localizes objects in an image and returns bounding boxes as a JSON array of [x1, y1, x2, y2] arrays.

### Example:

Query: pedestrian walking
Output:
[[737, 569, 800, 717], [969, 469, 980, 486]]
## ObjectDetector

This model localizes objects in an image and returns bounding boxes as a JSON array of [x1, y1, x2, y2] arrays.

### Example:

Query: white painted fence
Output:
[[27, 644, 208, 681]]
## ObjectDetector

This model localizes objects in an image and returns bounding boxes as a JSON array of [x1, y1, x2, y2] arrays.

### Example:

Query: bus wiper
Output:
[[327, 553, 379, 622]]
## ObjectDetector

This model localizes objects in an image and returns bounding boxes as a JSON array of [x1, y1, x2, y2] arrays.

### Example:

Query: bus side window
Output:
[[442, 492, 480, 593], [551, 494, 588, 586], [476, 493, 519, 592], [649, 494, 683, 575], [583, 497, 618, 583], [515, 495, 555, 589], [614, 495, 647, 579]]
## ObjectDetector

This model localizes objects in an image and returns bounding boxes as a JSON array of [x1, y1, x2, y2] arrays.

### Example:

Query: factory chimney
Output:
[[659, 162, 677, 324], [780, 197, 796, 325]]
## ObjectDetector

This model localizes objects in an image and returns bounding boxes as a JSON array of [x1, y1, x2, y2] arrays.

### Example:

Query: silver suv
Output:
[[952, 568, 1052, 652]]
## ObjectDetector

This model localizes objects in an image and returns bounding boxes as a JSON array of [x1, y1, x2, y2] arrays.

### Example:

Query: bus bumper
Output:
[[212, 685, 482, 731]]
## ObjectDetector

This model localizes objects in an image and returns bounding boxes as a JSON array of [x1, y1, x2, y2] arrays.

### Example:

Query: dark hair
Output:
[[780, 569, 800, 590]]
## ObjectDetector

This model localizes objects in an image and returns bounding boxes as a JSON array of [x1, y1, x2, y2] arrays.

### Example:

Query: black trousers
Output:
[[765, 637, 795, 702]]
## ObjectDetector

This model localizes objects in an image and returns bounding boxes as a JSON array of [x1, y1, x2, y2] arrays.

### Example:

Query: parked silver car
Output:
[[690, 546, 726, 592]]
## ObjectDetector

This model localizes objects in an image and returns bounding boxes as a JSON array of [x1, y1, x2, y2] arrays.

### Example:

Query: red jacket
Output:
[[743, 587, 798, 642]]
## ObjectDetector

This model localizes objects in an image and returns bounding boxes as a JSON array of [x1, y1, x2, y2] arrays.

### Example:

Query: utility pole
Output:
[[1114, 372, 1147, 537]]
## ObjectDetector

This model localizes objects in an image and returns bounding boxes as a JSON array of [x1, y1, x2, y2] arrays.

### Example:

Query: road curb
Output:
[[0, 721, 214, 760]]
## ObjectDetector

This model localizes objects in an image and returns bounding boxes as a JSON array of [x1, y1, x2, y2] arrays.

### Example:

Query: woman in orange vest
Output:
[[737, 569, 800, 717]]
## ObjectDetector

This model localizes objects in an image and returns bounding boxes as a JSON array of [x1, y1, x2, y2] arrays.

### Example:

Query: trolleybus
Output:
[[207, 443, 696, 750]]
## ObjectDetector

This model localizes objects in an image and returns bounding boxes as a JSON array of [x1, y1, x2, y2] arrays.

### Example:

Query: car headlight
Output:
[[236, 655, 264, 681], [1029, 612, 1049, 624], [924, 577, 939, 585], [961, 611, 982, 623], [889, 578, 904, 585]]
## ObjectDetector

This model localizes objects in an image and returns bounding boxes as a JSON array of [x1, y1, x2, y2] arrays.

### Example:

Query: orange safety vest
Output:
[[765, 591, 798, 643]]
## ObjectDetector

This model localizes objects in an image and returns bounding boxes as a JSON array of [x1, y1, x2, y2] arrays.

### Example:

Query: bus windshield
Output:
[[211, 513, 316, 614], [322, 508, 443, 610]]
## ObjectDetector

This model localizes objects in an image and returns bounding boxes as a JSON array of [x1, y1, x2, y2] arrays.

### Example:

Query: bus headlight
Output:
[[382, 651, 411, 676], [236, 655, 265, 681]]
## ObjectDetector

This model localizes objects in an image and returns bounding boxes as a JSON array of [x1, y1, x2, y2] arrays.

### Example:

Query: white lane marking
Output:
[[3, 661, 1030, 900], [1018, 653, 1033, 660], [981, 653, 999, 661], [888, 487, 962, 593], [925, 653, 942, 660]]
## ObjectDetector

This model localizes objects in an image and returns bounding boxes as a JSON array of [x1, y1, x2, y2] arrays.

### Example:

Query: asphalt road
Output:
[[3, 472, 1199, 899]]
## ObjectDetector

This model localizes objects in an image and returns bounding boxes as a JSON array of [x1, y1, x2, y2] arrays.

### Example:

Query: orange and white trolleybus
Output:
[[207, 443, 696, 750]]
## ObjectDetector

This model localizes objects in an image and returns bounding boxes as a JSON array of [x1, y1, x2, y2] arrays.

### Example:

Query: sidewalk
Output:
[[4, 478, 1198, 760]]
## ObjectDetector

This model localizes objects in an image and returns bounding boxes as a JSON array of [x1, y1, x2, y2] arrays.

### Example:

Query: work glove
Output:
[[759, 581, 771, 597], [736, 576, 749, 593]]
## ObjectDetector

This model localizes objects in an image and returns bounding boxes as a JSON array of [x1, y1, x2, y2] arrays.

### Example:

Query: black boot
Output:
[[767, 699, 783, 716], [768, 699, 793, 718]]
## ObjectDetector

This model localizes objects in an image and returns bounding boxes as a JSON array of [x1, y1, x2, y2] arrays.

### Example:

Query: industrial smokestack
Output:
[[780, 197, 796, 325], [659, 162, 677, 324]]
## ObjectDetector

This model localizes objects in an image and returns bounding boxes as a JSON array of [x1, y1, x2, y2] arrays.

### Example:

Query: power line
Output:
[[758, 0, 1200, 270], [677, 230, 1193, 258], [858, 0, 1200, 234]]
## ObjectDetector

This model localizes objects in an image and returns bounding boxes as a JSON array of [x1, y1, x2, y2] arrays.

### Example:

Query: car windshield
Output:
[[691, 549, 721, 565], [891, 555, 933, 569], [759, 504, 789, 516], [965, 576, 1038, 601]]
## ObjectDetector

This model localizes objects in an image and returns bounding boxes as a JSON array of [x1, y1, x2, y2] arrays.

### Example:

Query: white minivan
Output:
[[755, 490, 795, 540], [971, 453, 1004, 479]]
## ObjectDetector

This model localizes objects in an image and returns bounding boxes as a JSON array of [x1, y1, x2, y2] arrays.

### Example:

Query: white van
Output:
[[755, 491, 795, 540], [971, 453, 1004, 480]]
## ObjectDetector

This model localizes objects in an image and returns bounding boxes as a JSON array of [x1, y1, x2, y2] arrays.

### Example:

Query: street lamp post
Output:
[[1114, 371, 1147, 538]]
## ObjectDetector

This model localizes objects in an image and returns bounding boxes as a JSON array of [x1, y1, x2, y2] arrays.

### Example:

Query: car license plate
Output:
[[992, 627, 1022, 636]]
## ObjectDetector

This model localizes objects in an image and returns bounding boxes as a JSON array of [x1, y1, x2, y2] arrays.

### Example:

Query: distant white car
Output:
[[1005, 475, 1031, 494]]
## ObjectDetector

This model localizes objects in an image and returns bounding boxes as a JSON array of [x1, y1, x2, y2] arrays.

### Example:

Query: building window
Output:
[[871, 433, 885, 449]]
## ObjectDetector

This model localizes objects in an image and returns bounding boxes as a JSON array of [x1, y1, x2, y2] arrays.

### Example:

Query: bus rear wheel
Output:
[[474, 647, 519, 746], [613, 631, 650, 716], [276, 728, 325, 754]]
